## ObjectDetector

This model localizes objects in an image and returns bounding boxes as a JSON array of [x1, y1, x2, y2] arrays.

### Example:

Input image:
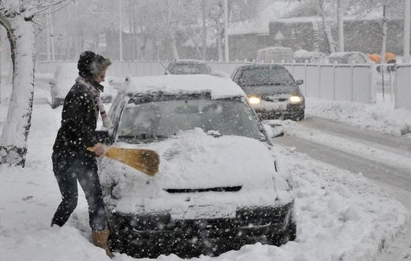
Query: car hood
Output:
[[157, 129, 275, 188], [99, 129, 283, 211]]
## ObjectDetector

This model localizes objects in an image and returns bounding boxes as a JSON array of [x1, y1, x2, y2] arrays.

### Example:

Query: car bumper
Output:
[[253, 102, 305, 119], [108, 202, 294, 258]]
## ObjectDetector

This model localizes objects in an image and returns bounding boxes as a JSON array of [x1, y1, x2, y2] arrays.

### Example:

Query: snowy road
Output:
[[276, 118, 411, 191], [275, 117, 411, 261]]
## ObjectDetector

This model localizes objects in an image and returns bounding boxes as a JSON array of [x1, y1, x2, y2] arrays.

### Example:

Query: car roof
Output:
[[328, 51, 366, 58], [122, 74, 246, 99], [257, 46, 293, 52], [236, 64, 288, 70], [170, 59, 209, 65]]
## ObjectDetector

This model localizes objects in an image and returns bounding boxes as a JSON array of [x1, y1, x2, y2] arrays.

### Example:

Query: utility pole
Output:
[[49, 13, 55, 61], [202, 0, 207, 60], [337, 0, 344, 52], [0, 29, 2, 104], [224, 0, 229, 62], [119, 0, 123, 61], [46, 12, 50, 61], [381, 5, 387, 64], [381, 5, 387, 102], [405, 0, 410, 63]]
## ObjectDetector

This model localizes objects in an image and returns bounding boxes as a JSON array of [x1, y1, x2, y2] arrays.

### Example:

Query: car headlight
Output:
[[248, 96, 261, 104], [289, 96, 302, 104]]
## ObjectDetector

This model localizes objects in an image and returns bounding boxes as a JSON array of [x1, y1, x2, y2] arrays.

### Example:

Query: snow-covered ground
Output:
[[0, 89, 410, 260]]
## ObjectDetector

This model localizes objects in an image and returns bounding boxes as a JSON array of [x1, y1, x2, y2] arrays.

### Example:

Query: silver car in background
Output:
[[49, 63, 117, 108]]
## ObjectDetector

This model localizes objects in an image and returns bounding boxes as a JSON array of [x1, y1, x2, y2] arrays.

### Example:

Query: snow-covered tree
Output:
[[0, 0, 69, 167]]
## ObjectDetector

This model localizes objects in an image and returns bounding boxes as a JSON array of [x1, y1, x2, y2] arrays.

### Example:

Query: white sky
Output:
[[0, 80, 410, 260]]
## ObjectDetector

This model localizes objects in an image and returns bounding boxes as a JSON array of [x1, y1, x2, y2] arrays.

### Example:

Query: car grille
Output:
[[164, 186, 242, 193], [261, 95, 288, 102]]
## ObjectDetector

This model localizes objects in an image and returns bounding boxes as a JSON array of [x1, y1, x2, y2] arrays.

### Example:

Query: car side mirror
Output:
[[296, 79, 304, 85], [95, 130, 114, 145], [263, 122, 284, 138]]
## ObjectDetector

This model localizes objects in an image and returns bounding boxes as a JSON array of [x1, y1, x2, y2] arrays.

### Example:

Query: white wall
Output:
[[33, 61, 410, 111]]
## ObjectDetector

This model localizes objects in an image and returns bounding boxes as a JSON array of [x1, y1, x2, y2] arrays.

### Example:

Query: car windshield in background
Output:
[[239, 67, 295, 86], [117, 98, 261, 143], [169, 63, 211, 74]]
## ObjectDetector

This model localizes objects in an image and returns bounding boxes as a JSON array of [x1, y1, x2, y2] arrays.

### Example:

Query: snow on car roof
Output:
[[328, 52, 365, 58], [171, 59, 209, 64], [122, 74, 246, 99]]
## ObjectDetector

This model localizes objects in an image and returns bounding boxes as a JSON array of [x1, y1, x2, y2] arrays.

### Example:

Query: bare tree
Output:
[[0, 0, 70, 167]]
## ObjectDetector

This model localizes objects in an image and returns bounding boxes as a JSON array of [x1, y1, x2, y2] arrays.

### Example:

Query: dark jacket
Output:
[[52, 79, 104, 157]]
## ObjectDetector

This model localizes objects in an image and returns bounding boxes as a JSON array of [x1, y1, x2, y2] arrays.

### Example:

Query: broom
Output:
[[88, 146, 160, 176]]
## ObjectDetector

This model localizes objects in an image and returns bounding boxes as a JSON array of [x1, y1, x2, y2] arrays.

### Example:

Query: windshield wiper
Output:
[[118, 134, 167, 140], [117, 135, 137, 139], [267, 82, 285, 85], [206, 130, 223, 137]]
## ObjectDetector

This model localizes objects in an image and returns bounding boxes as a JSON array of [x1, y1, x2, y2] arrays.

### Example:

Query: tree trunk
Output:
[[216, 20, 224, 61], [0, 15, 35, 167], [318, 0, 336, 53], [170, 36, 180, 60]]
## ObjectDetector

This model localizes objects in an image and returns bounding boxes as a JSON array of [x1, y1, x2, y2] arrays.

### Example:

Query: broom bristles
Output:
[[105, 147, 159, 176]]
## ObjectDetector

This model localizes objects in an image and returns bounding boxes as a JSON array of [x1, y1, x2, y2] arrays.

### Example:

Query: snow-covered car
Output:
[[231, 64, 305, 121], [49, 63, 117, 108], [327, 51, 371, 65], [165, 59, 212, 75], [293, 50, 327, 63], [96, 74, 296, 258]]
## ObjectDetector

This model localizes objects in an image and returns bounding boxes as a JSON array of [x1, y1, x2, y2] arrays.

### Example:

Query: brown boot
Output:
[[92, 229, 115, 258]]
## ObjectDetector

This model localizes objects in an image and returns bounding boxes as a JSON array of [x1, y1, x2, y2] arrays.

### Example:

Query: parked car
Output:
[[97, 74, 296, 258], [231, 64, 305, 121], [293, 50, 327, 63], [49, 63, 117, 108], [255, 46, 294, 63], [165, 59, 212, 75], [327, 51, 371, 64]]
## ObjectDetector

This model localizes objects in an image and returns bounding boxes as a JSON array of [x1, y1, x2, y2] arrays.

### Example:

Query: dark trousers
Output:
[[51, 151, 108, 231]]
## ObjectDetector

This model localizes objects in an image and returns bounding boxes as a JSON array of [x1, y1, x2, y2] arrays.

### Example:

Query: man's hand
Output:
[[93, 143, 107, 157]]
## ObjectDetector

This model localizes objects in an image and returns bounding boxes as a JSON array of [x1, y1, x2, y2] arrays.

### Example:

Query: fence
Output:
[[395, 64, 411, 111], [13, 60, 411, 111]]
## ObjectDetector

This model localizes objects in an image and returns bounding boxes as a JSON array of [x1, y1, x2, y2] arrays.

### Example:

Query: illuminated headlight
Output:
[[289, 96, 302, 103], [248, 96, 261, 104]]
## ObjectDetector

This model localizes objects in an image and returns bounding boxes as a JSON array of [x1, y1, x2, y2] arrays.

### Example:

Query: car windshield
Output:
[[240, 67, 295, 86], [116, 98, 262, 143]]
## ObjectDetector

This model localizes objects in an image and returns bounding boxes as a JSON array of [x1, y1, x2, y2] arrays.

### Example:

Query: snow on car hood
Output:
[[152, 128, 276, 189], [99, 129, 281, 211]]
